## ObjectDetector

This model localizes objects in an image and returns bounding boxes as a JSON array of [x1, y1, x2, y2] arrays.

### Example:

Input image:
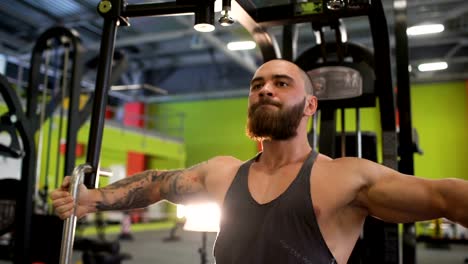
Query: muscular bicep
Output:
[[355, 160, 446, 223], [155, 162, 211, 205], [95, 156, 240, 211], [95, 161, 211, 211]]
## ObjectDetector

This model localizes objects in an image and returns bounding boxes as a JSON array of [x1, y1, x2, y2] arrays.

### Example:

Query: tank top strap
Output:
[[296, 150, 318, 183], [229, 152, 261, 195]]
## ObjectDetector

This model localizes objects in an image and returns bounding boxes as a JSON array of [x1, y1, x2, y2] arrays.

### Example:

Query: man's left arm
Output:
[[353, 158, 468, 227]]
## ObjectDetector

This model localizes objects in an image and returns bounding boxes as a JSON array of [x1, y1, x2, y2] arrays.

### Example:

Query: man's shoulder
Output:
[[204, 156, 244, 175], [316, 154, 365, 167], [208, 155, 243, 167], [203, 156, 244, 203], [313, 155, 374, 180]]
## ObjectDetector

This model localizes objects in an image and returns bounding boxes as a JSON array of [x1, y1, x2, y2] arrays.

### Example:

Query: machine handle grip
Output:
[[59, 164, 93, 264]]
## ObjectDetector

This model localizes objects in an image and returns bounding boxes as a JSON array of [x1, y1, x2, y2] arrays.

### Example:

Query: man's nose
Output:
[[259, 82, 274, 97]]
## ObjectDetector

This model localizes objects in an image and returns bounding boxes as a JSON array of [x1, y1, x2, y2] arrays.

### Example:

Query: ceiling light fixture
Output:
[[218, 0, 234, 26], [407, 24, 444, 36], [393, 0, 407, 10], [227, 41, 256, 51], [194, 1, 215, 33], [417, 61, 448, 72]]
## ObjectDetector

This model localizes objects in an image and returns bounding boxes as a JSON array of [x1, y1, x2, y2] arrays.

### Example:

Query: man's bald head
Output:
[[258, 59, 314, 95]]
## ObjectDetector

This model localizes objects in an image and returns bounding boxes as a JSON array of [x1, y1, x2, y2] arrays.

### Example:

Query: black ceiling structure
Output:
[[0, 0, 466, 99]]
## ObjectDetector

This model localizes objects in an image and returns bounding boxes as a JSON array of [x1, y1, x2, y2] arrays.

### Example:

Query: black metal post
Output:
[[319, 109, 337, 158], [368, 0, 399, 263], [233, 1, 280, 61], [0, 74, 36, 264], [64, 30, 85, 177], [199, 232, 208, 264], [84, 16, 119, 188], [282, 24, 298, 61], [394, 1, 416, 263]]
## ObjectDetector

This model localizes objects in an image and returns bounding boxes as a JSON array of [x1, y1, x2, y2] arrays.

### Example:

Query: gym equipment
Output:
[[394, 3, 417, 263], [290, 4, 398, 263], [0, 72, 36, 263], [60, 164, 93, 264], [0, 26, 86, 263], [0, 179, 20, 237], [0, 23, 128, 263], [55, 1, 411, 264], [0, 114, 24, 158]]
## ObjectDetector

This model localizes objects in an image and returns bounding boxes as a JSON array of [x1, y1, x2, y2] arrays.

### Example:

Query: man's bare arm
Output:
[[353, 158, 468, 227], [94, 161, 209, 212], [52, 156, 241, 219], [51, 159, 213, 219]]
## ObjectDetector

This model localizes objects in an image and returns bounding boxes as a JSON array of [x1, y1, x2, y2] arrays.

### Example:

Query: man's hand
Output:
[[50, 176, 95, 219]]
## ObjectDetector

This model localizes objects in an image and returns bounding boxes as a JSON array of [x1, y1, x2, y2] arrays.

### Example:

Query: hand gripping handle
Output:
[[59, 164, 93, 264]]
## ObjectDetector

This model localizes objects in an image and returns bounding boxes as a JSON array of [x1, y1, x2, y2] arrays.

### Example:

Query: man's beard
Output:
[[246, 97, 306, 141]]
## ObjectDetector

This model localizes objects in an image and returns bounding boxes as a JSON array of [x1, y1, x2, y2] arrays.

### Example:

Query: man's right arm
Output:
[[51, 159, 214, 219]]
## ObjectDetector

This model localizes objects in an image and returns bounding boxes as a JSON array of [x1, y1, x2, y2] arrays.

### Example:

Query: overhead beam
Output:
[[424, 1, 468, 24], [383, 0, 464, 10], [412, 72, 468, 83], [143, 88, 249, 103], [0, 31, 29, 51], [87, 29, 194, 50], [412, 56, 468, 65], [444, 42, 466, 58], [139, 49, 254, 71], [174, 16, 257, 73], [0, 9, 50, 29], [16, 0, 60, 22]]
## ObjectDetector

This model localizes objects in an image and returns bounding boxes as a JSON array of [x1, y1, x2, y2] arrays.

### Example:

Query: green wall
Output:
[[34, 118, 186, 189], [150, 81, 468, 180], [150, 98, 257, 166], [411, 82, 468, 180]]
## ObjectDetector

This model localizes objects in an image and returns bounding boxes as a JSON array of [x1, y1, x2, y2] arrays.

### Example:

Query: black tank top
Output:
[[214, 151, 336, 264]]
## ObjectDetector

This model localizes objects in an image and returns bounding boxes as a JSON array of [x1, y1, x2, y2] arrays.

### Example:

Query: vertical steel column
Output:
[[84, 4, 120, 187], [356, 108, 362, 158], [368, 0, 399, 263], [394, 1, 416, 263], [341, 109, 346, 157], [282, 24, 298, 61], [64, 33, 85, 177], [0, 73, 36, 263]]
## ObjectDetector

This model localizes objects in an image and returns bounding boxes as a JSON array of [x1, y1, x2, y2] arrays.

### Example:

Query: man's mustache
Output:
[[250, 99, 282, 111]]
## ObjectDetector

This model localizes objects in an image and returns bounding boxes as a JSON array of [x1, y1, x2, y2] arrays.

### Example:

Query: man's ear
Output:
[[304, 95, 318, 116]]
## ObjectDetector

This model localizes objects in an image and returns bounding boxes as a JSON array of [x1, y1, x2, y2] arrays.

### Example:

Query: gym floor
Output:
[[82, 230, 467, 264], [1, 229, 467, 263]]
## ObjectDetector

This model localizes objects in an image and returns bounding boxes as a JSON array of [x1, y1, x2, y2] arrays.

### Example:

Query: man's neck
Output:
[[258, 135, 312, 170]]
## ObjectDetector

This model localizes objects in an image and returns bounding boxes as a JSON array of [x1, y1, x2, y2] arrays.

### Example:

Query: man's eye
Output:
[[277, 82, 288, 87], [251, 84, 262, 90]]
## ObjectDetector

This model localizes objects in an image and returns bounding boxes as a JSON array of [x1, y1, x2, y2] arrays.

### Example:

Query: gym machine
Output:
[[0, 26, 85, 263], [0, 23, 131, 262], [56, 0, 416, 264], [236, 0, 415, 263]]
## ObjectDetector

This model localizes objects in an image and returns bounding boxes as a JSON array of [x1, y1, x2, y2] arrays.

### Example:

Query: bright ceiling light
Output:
[[215, 0, 222, 12], [227, 41, 256, 51], [417, 61, 448, 72], [393, 0, 407, 10], [194, 23, 215, 32], [407, 24, 444, 36]]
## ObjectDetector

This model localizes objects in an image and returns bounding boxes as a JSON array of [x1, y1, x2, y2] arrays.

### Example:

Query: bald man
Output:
[[51, 59, 468, 264]]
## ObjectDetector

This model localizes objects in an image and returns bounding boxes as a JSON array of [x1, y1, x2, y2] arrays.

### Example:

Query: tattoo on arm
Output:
[[96, 171, 156, 211], [156, 162, 208, 204], [95, 161, 208, 211]]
